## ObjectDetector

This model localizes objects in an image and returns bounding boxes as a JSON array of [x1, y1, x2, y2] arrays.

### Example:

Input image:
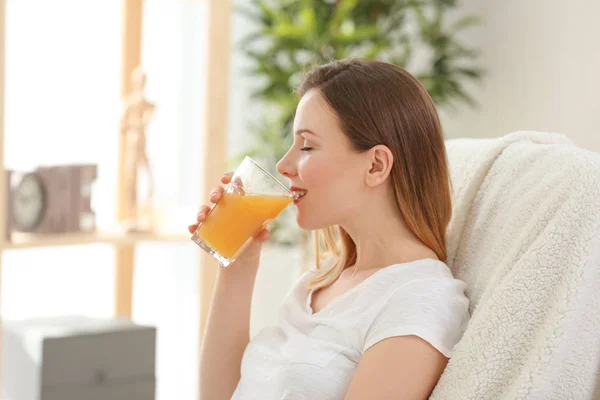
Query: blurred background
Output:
[[0, 0, 598, 398]]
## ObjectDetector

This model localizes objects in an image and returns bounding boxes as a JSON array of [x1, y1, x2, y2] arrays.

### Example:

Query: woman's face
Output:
[[277, 89, 370, 230]]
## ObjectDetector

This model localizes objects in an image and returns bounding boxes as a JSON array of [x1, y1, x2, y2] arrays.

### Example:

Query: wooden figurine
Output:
[[120, 66, 156, 232]]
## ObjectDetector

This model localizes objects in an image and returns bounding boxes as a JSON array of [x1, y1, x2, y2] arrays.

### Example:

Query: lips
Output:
[[290, 186, 308, 202]]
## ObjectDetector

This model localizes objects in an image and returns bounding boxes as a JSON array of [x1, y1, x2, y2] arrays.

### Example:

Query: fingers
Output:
[[197, 205, 211, 221], [189, 173, 232, 235], [188, 204, 211, 234], [188, 223, 198, 234], [220, 172, 233, 184], [209, 186, 224, 204], [211, 172, 236, 202], [253, 228, 270, 243]]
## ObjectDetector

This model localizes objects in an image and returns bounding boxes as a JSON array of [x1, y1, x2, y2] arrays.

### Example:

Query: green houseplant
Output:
[[232, 0, 484, 246]]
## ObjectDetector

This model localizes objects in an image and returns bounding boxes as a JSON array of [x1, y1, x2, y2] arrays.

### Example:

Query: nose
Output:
[[276, 149, 297, 179]]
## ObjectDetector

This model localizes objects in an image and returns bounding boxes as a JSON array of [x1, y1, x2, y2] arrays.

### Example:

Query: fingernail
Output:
[[198, 213, 205, 219]]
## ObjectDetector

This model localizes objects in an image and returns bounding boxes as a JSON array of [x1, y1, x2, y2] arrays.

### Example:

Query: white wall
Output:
[[440, 0, 600, 152]]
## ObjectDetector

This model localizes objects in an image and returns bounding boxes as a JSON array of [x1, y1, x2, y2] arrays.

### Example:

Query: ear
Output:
[[365, 145, 393, 187]]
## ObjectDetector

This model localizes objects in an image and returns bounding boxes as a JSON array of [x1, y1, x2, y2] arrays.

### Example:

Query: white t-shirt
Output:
[[231, 258, 470, 400]]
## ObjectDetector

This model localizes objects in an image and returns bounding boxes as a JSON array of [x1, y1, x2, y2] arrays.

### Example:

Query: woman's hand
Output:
[[188, 172, 270, 267]]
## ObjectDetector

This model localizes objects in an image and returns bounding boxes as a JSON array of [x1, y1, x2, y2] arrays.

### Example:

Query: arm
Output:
[[199, 253, 261, 400], [192, 172, 270, 399], [345, 335, 448, 400]]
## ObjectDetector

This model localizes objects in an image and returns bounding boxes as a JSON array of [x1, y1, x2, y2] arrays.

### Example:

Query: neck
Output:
[[339, 185, 437, 273]]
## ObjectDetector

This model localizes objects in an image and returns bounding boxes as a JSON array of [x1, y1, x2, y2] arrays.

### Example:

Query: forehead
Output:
[[294, 89, 340, 133]]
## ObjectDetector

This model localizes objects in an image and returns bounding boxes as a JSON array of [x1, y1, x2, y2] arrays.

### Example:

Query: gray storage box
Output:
[[2, 316, 156, 400]]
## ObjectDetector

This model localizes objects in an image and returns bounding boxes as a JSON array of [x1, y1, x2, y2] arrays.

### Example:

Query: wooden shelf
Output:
[[3, 229, 191, 250]]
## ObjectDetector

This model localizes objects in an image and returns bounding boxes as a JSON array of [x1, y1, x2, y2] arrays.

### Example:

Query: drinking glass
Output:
[[191, 157, 293, 267]]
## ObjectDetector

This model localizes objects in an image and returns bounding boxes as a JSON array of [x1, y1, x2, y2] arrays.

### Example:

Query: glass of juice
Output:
[[191, 156, 294, 267]]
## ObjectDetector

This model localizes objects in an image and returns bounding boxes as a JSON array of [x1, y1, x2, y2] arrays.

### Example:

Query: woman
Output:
[[189, 59, 470, 399]]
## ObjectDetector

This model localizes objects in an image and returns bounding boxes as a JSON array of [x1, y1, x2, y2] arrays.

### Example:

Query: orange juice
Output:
[[196, 192, 292, 259]]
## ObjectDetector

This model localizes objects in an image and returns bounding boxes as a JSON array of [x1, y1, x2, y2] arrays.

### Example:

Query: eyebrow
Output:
[[295, 129, 319, 137]]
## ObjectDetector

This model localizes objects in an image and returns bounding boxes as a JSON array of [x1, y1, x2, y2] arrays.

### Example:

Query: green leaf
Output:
[[452, 15, 482, 31], [454, 67, 484, 79], [299, 1, 317, 35], [267, 24, 306, 39], [364, 38, 391, 58], [412, 4, 429, 31], [329, 0, 360, 33], [257, 0, 292, 26], [331, 25, 381, 44], [448, 44, 479, 59]]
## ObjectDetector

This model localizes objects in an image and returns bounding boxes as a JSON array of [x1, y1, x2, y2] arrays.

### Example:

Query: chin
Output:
[[295, 214, 314, 230], [295, 211, 332, 231]]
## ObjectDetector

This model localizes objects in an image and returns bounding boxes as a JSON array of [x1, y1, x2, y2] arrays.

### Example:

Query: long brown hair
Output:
[[297, 59, 453, 290]]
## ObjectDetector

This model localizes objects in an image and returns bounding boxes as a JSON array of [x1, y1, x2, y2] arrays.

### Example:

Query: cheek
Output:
[[298, 158, 335, 189], [296, 157, 362, 228]]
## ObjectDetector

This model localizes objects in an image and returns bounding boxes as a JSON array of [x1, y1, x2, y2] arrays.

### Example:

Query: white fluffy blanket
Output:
[[430, 131, 600, 399]]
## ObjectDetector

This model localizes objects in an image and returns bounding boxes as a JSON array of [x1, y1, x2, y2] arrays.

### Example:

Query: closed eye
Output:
[[300, 147, 314, 152]]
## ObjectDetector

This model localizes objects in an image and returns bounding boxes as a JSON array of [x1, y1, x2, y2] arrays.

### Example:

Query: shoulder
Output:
[[388, 258, 456, 280], [367, 258, 465, 298], [380, 259, 470, 320], [364, 259, 470, 357]]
